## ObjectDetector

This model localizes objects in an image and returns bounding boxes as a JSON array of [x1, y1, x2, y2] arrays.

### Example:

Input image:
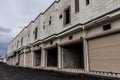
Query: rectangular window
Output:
[[59, 14, 62, 19], [28, 34, 30, 37], [69, 35, 73, 40], [64, 6, 71, 25], [35, 27, 38, 39], [86, 0, 90, 5], [103, 24, 111, 31], [75, 0, 79, 13], [49, 20, 51, 25], [21, 37, 23, 46], [17, 41, 19, 48], [43, 21, 45, 29], [49, 16, 52, 25]]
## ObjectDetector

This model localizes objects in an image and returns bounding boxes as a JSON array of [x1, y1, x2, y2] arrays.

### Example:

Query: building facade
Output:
[[7, 0, 120, 78]]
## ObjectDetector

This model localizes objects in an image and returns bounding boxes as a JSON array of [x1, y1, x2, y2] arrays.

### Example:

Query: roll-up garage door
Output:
[[88, 33, 120, 73]]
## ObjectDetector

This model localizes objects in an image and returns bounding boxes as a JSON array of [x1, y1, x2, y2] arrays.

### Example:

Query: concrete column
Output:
[[83, 26, 89, 72], [31, 50, 35, 67], [58, 45, 62, 69], [23, 50, 26, 67], [41, 48, 46, 68], [16, 52, 19, 65]]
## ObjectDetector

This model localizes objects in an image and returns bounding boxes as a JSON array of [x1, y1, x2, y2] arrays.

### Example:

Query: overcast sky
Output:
[[0, 0, 54, 55]]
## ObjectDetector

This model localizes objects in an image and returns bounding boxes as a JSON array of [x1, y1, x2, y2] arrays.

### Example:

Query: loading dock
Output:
[[88, 32, 120, 73], [62, 42, 84, 69], [34, 50, 41, 66], [46, 47, 58, 67]]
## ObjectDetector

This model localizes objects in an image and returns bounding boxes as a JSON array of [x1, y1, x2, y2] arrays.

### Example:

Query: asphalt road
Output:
[[0, 62, 115, 80]]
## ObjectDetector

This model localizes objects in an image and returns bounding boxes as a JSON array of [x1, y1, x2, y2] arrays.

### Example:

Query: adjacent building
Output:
[[7, 0, 120, 78], [0, 56, 3, 62]]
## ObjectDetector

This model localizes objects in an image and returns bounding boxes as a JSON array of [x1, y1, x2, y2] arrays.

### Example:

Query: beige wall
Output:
[[87, 19, 120, 39]]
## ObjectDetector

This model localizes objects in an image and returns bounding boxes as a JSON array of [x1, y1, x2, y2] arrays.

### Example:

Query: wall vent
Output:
[[69, 36, 73, 40], [103, 23, 111, 31]]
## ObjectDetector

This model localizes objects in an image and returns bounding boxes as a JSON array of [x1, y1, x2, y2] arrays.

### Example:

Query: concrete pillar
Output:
[[83, 26, 89, 72], [23, 50, 26, 67], [31, 50, 35, 67], [58, 45, 62, 69], [41, 48, 46, 68], [16, 52, 19, 65]]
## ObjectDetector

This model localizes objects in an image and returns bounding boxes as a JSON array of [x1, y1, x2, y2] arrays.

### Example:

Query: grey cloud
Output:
[[0, 42, 8, 55], [0, 34, 13, 55], [0, 30, 13, 44], [0, 26, 11, 33]]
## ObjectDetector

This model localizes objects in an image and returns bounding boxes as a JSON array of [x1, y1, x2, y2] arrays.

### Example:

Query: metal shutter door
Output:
[[88, 33, 120, 73]]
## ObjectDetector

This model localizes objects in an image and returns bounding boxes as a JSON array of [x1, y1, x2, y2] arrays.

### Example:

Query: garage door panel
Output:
[[90, 59, 120, 72], [89, 33, 120, 49], [90, 46, 120, 57], [89, 33, 120, 73]]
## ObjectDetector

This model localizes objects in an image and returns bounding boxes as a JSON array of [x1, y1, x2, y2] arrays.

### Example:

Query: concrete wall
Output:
[[87, 19, 120, 39]]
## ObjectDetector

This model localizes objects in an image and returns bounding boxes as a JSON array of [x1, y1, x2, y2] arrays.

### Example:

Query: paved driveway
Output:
[[0, 62, 115, 80]]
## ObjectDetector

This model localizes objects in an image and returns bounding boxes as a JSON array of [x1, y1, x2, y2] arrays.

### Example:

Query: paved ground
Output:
[[0, 62, 117, 80]]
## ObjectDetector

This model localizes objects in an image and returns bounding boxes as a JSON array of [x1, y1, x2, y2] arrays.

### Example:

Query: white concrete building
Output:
[[7, 0, 120, 78]]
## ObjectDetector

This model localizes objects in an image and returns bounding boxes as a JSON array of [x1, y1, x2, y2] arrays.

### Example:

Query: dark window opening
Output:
[[34, 27, 38, 40], [43, 21, 45, 29], [28, 34, 30, 37], [103, 24, 111, 31], [21, 37, 23, 46], [86, 0, 90, 5], [17, 41, 19, 48], [69, 36, 73, 40], [49, 20, 51, 25], [49, 16, 52, 25], [59, 14, 62, 19], [64, 6, 71, 25], [75, 0, 79, 13], [50, 41, 53, 45]]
